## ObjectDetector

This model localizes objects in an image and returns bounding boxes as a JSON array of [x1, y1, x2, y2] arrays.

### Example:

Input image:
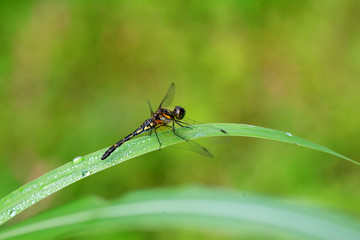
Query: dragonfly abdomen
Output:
[[101, 119, 156, 160]]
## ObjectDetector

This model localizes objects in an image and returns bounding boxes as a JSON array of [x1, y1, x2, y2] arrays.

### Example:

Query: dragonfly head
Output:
[[174, 106, 185, 120]]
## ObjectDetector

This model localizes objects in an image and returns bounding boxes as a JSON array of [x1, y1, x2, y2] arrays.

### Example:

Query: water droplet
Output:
[[10, 209, 16, 217], [81, 170, 91, 177], [285, 132, 293, 137], [72, 156, 84, 164]]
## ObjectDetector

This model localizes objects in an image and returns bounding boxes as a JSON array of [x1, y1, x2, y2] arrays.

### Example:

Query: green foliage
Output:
[[1, 186, 359, 240], [1, 0, 360, 239], [0, 123, 357, 226]]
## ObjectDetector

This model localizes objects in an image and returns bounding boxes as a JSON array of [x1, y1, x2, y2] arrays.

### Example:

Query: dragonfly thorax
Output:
[[174, 106, 185, 120]]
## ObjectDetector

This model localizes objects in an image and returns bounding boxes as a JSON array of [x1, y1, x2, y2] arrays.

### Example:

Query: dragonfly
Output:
[[101, 83, 226, 160]]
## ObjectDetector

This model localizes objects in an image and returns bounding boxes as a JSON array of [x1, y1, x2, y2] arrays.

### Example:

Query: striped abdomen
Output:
[[101, 119, 156, 160]]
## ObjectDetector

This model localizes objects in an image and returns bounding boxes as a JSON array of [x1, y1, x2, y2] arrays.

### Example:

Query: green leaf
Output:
[[0, 186, 359, 240], [0, 123, 358, 225]]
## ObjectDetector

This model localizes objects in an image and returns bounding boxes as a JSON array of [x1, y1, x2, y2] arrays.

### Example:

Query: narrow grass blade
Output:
[[0, 186, 359, 240], [0, 123, 358, 225]]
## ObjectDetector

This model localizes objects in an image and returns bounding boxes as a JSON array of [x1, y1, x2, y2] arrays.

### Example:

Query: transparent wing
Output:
[[173, 119, 228, 146], [158, 128, 214, 157], [159, 82, 175, 108], [176, 118, 227, 135], [147, 100, 154, 115], [172, 138, 214, 157]]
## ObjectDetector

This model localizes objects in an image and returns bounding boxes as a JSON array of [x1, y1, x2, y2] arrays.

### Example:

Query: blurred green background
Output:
[[1, 0, 359, 238]]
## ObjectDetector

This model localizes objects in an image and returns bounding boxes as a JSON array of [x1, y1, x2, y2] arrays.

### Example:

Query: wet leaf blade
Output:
[[0, 123, 358, 225]]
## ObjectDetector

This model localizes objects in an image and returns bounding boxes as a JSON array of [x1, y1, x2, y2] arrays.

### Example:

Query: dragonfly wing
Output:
[[147, 100, 154, 115], [159, 127, 214, 157], [159, 82, 175, 108], [172, 139, 214, 157], [176, 118, 228, 134]]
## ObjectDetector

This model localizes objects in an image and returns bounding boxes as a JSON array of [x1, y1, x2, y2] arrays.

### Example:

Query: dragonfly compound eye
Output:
[[174, 106, 186, 120]]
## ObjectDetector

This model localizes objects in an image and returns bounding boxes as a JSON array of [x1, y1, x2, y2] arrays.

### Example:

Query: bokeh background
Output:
[[1, 0, 359, 238]]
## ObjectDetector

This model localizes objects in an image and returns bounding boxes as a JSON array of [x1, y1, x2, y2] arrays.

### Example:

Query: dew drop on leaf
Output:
[[81, 170, 91, 177], [72, 156, 84, 164], [10, 209, 16, 217]]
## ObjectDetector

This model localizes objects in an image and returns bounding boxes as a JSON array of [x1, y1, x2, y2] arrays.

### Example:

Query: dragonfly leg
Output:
[[154, 126, 162, 150], [172, 121, 188, 141], [175, 120, 193, 130]]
